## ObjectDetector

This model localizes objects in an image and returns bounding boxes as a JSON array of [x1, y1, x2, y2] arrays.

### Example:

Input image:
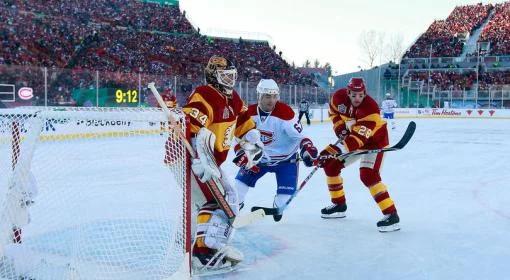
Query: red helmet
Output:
[[347, 77, 366, 92]]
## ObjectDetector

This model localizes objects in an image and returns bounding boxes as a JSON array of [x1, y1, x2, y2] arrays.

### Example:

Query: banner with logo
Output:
[[395, 108, 510, 119]]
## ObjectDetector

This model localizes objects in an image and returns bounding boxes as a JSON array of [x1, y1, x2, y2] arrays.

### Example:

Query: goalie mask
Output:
[[205, 55, 237, 97], [257, 79, 280, 112]]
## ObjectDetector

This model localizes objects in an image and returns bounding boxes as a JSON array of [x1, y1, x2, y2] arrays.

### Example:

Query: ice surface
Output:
[[213, 118, 510, 280], [4, 118, 509, 279]]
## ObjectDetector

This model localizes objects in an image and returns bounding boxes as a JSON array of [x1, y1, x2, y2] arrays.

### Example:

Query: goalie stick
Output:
[[252, 121, 417, 218], [148, 83, 237, 223]]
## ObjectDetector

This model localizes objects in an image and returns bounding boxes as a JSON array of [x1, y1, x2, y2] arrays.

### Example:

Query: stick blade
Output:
[[232, 209, 266, 228]]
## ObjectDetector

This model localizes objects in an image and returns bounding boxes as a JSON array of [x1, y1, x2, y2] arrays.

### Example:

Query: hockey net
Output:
[[0, 107, 191, 280]]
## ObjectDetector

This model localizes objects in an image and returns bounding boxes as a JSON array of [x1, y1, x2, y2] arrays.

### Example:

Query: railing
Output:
[[0, 64, 329, 109], [399, 82, 510, 109], [401, 55, 510, 65]]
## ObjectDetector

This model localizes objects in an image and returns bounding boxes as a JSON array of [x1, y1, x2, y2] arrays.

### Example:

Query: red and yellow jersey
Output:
[[183, 85, 255, 165], [329, 88, 389, 152]]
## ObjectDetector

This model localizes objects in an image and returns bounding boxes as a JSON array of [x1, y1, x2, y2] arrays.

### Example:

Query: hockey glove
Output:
[[334, 124, 349, 141], [317, 144, 342, 168], [232, 129, 264, 172], [233, 147, 261, 173], [299, 138, 318, 167]]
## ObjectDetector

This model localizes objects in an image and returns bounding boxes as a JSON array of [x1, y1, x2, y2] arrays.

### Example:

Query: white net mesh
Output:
[[0, 107, 190, 280]]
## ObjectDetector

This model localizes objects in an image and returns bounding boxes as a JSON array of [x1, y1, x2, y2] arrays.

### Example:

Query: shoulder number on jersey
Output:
[[294, 123, 303, 133], [189, 108, 208, 126]]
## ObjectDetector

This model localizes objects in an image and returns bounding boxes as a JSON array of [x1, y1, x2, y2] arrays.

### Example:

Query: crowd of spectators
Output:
[[407, 69, 510, 90], [0, 0, 193, 34], [407, 70, 476, 90], [404, 3, 493, 58], [0, 0, 315, 107], [479, 2, 510, 56], [479, 70, 510, 90]]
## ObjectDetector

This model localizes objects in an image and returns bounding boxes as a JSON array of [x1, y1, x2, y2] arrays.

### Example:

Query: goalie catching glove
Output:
[[299, 138, 318, 167], [192, 128, 221, 183], [232, 129, 264, 172]]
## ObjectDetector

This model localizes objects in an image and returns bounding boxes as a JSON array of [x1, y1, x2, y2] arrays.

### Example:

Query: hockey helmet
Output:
[[347, 77, 366, 92], [347, 77, 366, 107], [257, 79, 280, 100], [204, 55, 237, 96]]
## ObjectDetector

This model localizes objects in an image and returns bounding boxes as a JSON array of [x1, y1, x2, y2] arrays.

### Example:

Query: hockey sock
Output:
[[369, 182, 396, 215], [327, 176, 346, 205]]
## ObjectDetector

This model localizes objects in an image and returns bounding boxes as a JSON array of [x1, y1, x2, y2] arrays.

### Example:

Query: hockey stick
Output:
[[330, 120, 416, 161], [148, 83, 237, 223], [250, 138, 343, 219], [252, 121, 417, 218]]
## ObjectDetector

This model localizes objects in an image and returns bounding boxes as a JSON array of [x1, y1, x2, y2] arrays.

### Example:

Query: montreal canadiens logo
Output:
[[18, 87, 34, 100], [260, 130, 274, 145]]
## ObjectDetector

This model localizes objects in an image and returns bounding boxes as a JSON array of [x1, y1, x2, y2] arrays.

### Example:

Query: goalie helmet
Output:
[[204, 55, 237, 97], [256, 79, 280, 100]]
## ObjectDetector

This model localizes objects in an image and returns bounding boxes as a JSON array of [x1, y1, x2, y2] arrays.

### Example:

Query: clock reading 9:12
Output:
[[115, 89, 138, 103]]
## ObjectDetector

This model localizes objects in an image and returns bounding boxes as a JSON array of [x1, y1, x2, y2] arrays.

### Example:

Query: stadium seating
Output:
[[0, 0, 314, 95]]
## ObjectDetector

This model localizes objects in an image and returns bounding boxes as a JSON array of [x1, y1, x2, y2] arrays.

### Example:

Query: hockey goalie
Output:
[[179, 55, 263, 274]]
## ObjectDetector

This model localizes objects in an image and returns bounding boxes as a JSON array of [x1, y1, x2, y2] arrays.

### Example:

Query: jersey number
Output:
[[357, 126, 372, 139], [189, 108, 208, 126], [294, 123, 303, 133]]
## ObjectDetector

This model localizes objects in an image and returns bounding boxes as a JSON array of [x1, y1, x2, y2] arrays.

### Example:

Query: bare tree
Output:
[[384, 33, 405, 63], [303, 59, 311, 68], [358, 30, 385, 68], [313, 59, 320, 68], [323, 62, 332, 77]]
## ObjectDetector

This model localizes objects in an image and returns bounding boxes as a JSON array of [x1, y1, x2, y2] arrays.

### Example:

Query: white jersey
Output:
[[246, 102, 306, 164], [381, 99, 398, 114]]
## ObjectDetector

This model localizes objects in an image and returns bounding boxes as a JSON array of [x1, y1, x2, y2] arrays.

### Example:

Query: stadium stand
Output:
[[0, 0, 314, 99]]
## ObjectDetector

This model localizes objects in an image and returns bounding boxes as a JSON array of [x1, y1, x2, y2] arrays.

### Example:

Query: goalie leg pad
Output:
[[192, 128, 220, 183], [196, 209, 233, 250], [219, 169, 239, 216], [193, 206, 242, 270]]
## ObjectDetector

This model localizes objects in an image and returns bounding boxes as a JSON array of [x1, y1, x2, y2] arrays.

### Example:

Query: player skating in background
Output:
[[381, 92, 398, 130], [178, 55, 263, 271], [234, 79, 318, 221], [317, 77, 400, 232]]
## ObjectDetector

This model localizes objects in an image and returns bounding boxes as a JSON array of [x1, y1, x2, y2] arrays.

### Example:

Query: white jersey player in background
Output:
[[381, 93, 398, 129], [233, 79, 318, 221]]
